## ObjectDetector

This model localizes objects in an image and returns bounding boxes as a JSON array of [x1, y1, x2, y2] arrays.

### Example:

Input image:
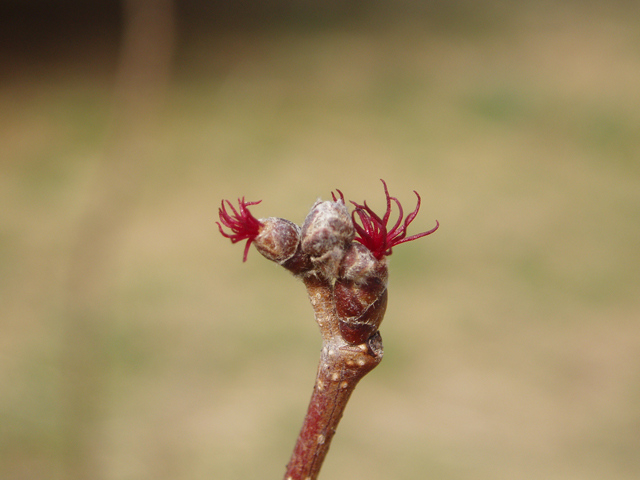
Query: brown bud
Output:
[[301, 200, 354, 280], [254, 217, 301, 264], [335, 269, 388, 344], [337, 287, 388, 345], [338, 243, 388, 285], [281, 244, 314, 276]]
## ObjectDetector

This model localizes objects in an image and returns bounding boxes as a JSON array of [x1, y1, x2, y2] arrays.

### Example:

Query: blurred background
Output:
[[1, 1, 639, 479]]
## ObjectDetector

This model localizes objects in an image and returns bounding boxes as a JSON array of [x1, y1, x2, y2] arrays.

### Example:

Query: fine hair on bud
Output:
[[300, 200, 355, 280]]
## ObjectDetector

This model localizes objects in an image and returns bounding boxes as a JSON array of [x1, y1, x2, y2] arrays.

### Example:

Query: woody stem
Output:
[[283, 277, 384, 480]]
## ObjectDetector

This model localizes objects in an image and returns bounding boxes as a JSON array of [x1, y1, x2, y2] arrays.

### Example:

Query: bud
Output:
[[338, 242, 387, 284], [332, 242, 388, 344], [301, 199, 354, 281], [336, 282, 388, 345], [254, 217, 300, 264], [255, 218, 314, 276]]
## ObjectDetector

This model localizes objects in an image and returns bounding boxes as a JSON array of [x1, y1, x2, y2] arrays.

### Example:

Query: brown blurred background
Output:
[[1, 1, 639, 479]]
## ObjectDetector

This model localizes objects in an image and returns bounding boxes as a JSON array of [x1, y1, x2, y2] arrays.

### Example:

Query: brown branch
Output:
[[284, 277, 383, 480]]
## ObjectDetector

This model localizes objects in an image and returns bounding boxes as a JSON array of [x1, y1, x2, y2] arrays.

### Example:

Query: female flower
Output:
[[216, 197, 263, 262], [351, 179, 439, 260]]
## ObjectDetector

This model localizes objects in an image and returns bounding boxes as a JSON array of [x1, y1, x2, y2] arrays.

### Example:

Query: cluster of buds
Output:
[[217, 179, 439, 346]]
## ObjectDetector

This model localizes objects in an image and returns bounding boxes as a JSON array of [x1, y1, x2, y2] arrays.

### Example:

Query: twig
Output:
[[217, 180, 438, 479], [284, 276, 383, 480]]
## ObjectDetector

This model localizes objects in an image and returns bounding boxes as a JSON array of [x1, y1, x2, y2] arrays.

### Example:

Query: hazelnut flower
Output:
[[216, 197, 263, 262], [351, 179, 439, 260]]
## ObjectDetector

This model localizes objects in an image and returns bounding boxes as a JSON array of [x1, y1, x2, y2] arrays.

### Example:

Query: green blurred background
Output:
[[1, 1, 639, 479]]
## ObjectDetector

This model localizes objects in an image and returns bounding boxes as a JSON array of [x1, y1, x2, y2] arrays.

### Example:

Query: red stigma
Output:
[[217, 197, 263, 262], [331, 189, 346, 203], [351, 179, 439, 260]]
